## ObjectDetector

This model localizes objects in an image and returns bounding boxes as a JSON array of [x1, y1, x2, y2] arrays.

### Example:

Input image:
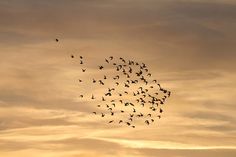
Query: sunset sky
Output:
[[0, 0, 236, 157]]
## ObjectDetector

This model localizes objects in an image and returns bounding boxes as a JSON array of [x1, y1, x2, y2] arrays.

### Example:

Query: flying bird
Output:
[[99, 66, 104, 70]]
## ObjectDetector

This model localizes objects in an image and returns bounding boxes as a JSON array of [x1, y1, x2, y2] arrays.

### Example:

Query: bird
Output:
[[92, 79, 96, 83], [101, 113, 105, 117], [130, 103, 134, 106], [105, 92, 111, 96], [99, 80, 104, 85], [110, 56, 113, 60], [79, 95, 83, 98], [93, 112, 96, 114], [128, 67, 132, 73], [82, 69, 86, 72], [55, 38, 59, 42], [104, 75, 107, 79], [119, 120, 123, 124], [109, 120, 114, 123], [80, 60, 83, 64], [80, 56, 83, 59], [78, 79, 82, 82], [145, 120, 150, 125], [71, 55, 74, 58], [160, 108, 163, 113], [99, 66, 104, 70], [125, 102, 129, 106], [124, 83, 130, 88], [133, 108, 136, 113]]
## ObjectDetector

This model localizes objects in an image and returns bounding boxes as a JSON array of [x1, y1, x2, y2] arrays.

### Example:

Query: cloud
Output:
[[0, 1, 236, 157]]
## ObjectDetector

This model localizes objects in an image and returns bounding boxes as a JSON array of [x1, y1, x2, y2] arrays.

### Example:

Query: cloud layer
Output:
[[0, 0, 236, 157]]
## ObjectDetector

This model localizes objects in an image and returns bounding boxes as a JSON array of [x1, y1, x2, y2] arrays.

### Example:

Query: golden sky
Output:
[[0, 0, 236, 157]]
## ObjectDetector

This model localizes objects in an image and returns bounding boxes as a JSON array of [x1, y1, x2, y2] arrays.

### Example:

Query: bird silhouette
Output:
[[145, 120, 150, 125], [160, 108, 163, 113], [99, 80, 104, 85], [105, 92, 111, 96], [92, 79, 96, 83]]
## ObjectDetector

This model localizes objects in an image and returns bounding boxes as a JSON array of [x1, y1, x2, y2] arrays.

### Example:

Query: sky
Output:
[[0, 0, 236, 157]]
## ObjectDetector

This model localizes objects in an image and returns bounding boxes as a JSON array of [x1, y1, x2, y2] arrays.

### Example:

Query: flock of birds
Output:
[[72, 55, 171, 128], [56, 38, 171, 128]]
